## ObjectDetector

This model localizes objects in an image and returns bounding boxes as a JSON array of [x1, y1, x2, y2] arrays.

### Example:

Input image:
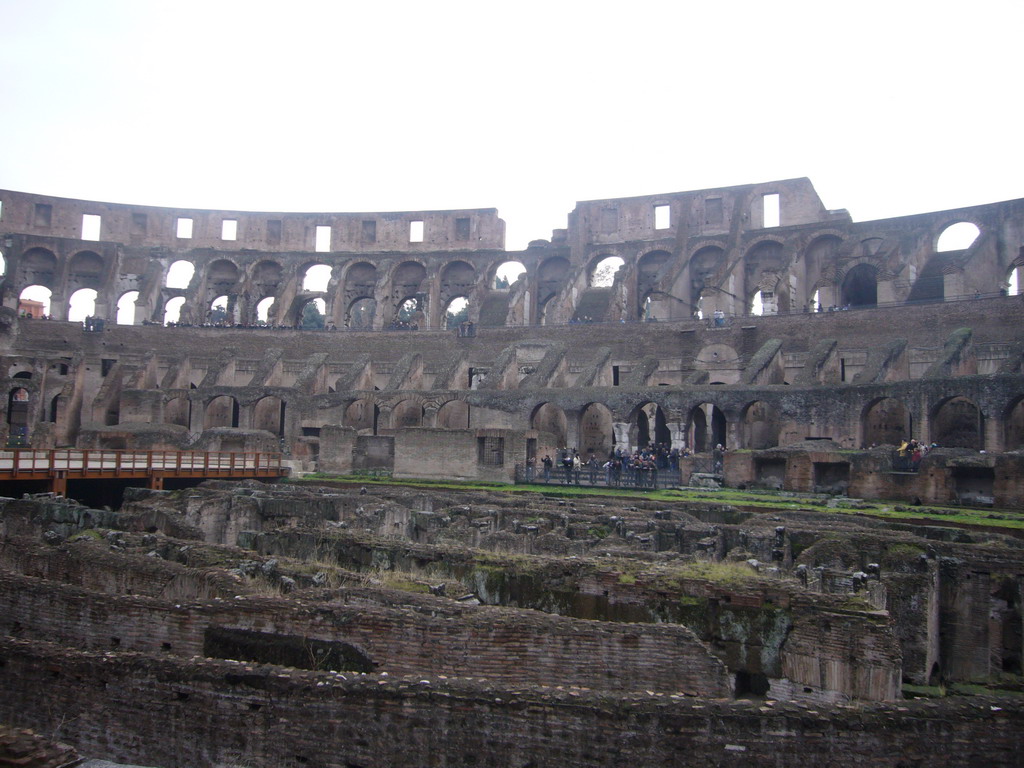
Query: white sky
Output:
[[0, 0, 1021, 251]]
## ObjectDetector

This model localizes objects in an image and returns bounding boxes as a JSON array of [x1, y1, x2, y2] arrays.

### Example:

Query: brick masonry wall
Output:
[[0, 570, 732, 697], [1, 638, 1021, 768]]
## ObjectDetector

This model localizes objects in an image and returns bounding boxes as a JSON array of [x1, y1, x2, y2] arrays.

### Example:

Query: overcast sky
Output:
[[0, 0, 1020, 250]]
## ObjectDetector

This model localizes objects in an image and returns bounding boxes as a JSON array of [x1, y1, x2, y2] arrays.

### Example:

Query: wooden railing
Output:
[[0, 449, 287, 487]]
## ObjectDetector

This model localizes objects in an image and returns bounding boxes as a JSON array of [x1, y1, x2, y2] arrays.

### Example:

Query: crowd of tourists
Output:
[[525, 443, 686, 488]]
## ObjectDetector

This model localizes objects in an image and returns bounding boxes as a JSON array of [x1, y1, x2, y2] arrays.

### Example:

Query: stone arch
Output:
[[298, 297, 326, 329], [17, 248, 57, 290], [440, 260, 476, 305], [862, 397, 912, 447], [1002, 396, 1024, 450], [389, 261, 427, 326], [204, 395, 240, 429], [536, 256, 570, 308], [740, 400, 781, 449], [67, 288, 97, 322], [163, 296, 186, 325], [301, 263, 332, 292], [255, 297, 275, 324], [18, 285, 52, 317], [165, 396, 191, 428], [841, 263, 878, 308], [165, 260, 195, 289], [590, 255, 624, 288], [492, 260, 526, 289], [636, 250, 671, 313], [344, 399, 378, 434], [629, 401, 670, 450], [930, 396, 983, 449], [688, 402, 726, 452], [744, 240, 787, 315], [347, 297, 376, 329], [685, 245, 726, 317], [936, 221, 981, 252], [116, 291, 139, 325], [67, 251, 105, 293], [436, 399, 470, 430], [7, 387, 30, 436], [443, 296, 469, 330], [391, 399, 424, 428], [252, 395, 286, 435], [801, 235, 843, 308], [252, 260, 284, 298], [579, 402, 614, 458], [531, 402, 568, 448], [205, 259, 241, 301], [208, 295, 238, 325]]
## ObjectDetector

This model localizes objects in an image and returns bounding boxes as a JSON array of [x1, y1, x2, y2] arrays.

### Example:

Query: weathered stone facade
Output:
[[1, 180, 1022, 503]]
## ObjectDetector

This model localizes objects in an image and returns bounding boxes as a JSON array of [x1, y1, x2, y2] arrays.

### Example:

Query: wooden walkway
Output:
[[0, 449, 287, 493]]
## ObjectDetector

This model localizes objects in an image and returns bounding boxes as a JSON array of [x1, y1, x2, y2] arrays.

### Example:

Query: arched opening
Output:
[[637, 251, 671, 315], [208, 295, 234, 325], [302, 263, 332, 292], [687, 246, 725, 315], [750, 291, 766, 316], [116, 291, 139, 325], [252, 396, 286, 436], [436, 400, 470, 430], [841, 264, 878, 308], [937, 222, 980, 252], [163, 296, 186, 325], [1007, 265, 1021, 296], [67, 251, 104, 292], [590, 256, 624, 288], [18, 285, 52, 317], [0, 251, 5, 277], [632, 402, 670, 449], [536, 257, 570, 318], [493, 260, 526, 289], [299, 298, 326, 329], [741, 401, 781, 449], [931, 396, 983, 449], [165, 260, 195, 289], [689, 403, 726, 452], [531, 402, 568, 449], [444, 296, 469, 330], [344, 399, 378, 434], [440, 260, 476, 307], [7, 387, 30, 443], [68, 288, 98, 323], [255, 297, 275, 324], [1003, 397, 1024, 450], [579, 403, 614, 458], [347, 297, 376, 329], [862, 397, 911, 447], [48, 393, 60, 423], [391, 399, 423, 428], [165, 396, 191, 428], [204, 396, 240, 429], [17, 248, 57, 292], [392, 297, 421, 329], [253, 260, 284, 298]]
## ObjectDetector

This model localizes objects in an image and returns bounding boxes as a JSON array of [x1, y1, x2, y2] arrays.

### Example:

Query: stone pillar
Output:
[[613, 422, 631, 454], [668, 420, 687, 451]]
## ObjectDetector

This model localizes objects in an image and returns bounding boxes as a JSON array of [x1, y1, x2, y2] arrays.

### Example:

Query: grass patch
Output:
[[670, 561, 759, 586]]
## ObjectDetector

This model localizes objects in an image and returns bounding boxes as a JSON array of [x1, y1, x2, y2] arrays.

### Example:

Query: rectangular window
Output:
[[654, 204, 670, 230], [409, 220, 424, 243], [612, 365, 620, 386], [176, 217, 193, 238], [361, 220, 377, 244], [81, 214, 101, 241], [763, 193, 780, 228], [101, 359, 116, 377], [34, 203, 52, 227], [840, 358, 846, 382], [221, 219, 238, 240], [477, 436, 505, 467], [315, 225, 331, 252], [706, 197, 723, 225], [267, 219, 282, 245], [131, 212, 147, 234], [455, 217, 471, 241]]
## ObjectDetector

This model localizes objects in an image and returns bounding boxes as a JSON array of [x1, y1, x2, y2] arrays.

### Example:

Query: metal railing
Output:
[[516, 463, 676, 490]]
